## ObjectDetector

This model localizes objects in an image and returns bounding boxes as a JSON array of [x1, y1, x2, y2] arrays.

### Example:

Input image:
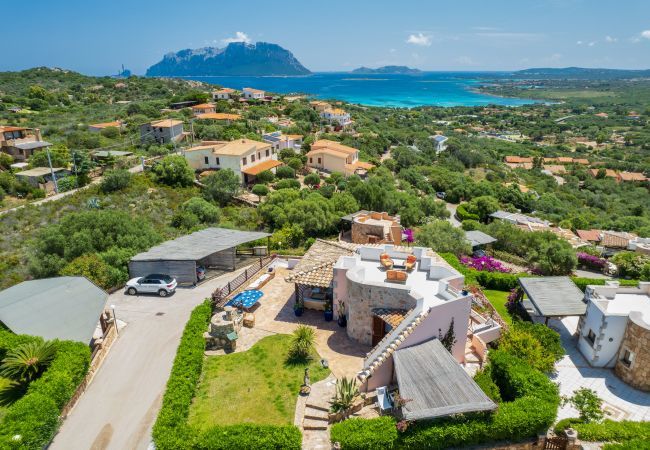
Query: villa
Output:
[[191, 103, 216, 115], [578, 281, 650, 391], [242, 87, 265, 100], [194, 112, 242, 123], [341, 211, 402, 245], [184, 139, 281, 185], [310, 100, 332, 112], [489, 210, 551, 230], [306, 140, 374, 176], [430, 134, 448, 153], [212, 88, 235, 100], [262, 131, 303, 153], [139, 119, 184, 144], [0, 125, 51, 161], [320, 107, 352, 127]]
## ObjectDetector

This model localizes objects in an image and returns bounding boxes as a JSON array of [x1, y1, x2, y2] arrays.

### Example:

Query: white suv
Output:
[[125, 274, 177, 297]]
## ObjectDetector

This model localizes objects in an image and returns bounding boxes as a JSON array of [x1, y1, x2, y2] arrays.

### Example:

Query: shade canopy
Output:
[[465, 230, 497, 248], [0, 277, 107, 344], [393, 338, 497, 420], [518, 276, 586, 317]]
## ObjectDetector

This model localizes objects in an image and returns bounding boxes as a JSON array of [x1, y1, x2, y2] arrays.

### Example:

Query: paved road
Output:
[[0, 164, 143, 216], [445, 202, 462, 228], [50, 269, 245, 450]]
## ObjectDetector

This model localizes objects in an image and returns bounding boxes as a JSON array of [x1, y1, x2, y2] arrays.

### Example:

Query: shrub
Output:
[[274, 179, 301, 190], [288, 325, 315, 362], [473, 368, 502, 403], [0, 341, 56, 383], [554, 417, 584, 434], [275, 166, 295, 179], [198, 424, 302, 450], [574, 420, 650, 443], [562, 388, 604, 423], [455, 203, 479, 221], [152, 155, 195, 187], [331, 416, 398, 450], [576, 252, 606, 271], [604, 439, 650, 450], [100, 169, 132, 193], [460, 256, 511, 273], [512, 322, 564, 362], [498, 328, 556, 373]]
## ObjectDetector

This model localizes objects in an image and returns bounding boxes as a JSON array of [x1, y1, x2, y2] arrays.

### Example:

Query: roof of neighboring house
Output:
[[149, 119, 183, 128], [577, 229, 601, 242], [285, 239, 358, 288], [0, 277, 107, 344], [208, 139, 271, 156], [341, 210, 371, 222], [213, 88, 235, 94], [556, 157, 573, 163], [345, 161, 375, 172], [243, 87, 265, 94], [191, 103, 214, 109], [393, 338, 497, 420], [601, 231, 636, 249], [14, 141, 52, 150], [15, 167, 65, 177], [432, 135, 448, 143], [573, 158, 590, 165], [93, 150, 133, 158], [589, 168, 618, 178], [195, 112, 242, 121], [490, 210, 550, 227], [1, 126, 28, 132], [323, 108, 348, 116], [548, 227, 587, 249], [130, 228, 270, 262], [518, 276, 586, 317], [307, 148, 350, 160], [465, 230, 497, 248], [241, 159, 283, 176], [504, 156, 533, 163], [309, 140, 358, 159], [543, 164, 567, 174], [89, 121, 122, 129], [618, 172, 647, 182]]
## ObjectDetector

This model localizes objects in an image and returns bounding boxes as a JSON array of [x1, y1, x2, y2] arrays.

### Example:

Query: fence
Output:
[[212, 254, 275, 306]]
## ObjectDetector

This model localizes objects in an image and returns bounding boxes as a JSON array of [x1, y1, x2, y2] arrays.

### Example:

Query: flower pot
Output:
[[338, 316, 347, 328], [294, 308, 304, 317], [324, 310, 333, 321]]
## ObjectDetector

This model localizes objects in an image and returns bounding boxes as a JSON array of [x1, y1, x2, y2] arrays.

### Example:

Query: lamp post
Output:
[[111, 304, 119, 335]]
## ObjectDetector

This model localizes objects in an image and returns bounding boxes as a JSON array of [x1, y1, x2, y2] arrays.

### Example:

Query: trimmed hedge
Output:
[[473, 368, 501, 403], [604, 439, 650, 450], [330, 417, 398, 450], [152, 300, 303, 450], [0, 331, 91, 449], [571, 277, 638, 292], [455, 204, 479, 222], [574, 420, 650, 443]]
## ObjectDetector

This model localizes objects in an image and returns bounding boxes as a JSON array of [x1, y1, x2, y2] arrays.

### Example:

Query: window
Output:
[[266, 149, 269, 157], [309, 157, 313, 163], [216, 157, 220, 165], [621, 349, 634, 367], [258, 152, 261, 159], [251, 154, 256, 163], [586, 329, 596, 346], [242, 157, 247, 165], [204, 156, 209, 164], [317, 157, 322, 164]]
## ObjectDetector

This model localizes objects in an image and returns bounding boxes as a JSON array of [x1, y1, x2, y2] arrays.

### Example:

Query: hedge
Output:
[[455, 204, 479, 222], [330, 417, 398, 450], [0, 331, 91, 449], [571, 277, 638, 292], [574, 420, 650, 443], [152, 300, 303, 450], [604, 439, 650, 450]]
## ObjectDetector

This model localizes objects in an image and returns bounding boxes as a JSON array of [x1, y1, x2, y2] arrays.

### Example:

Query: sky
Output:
[[3, 0, 650, 75]]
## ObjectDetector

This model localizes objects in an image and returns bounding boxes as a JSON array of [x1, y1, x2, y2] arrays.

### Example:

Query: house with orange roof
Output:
[[242, 87, 265, 100], [504, 156, 533, 164], [0, 125, 51, 161], [191, 103, 216, 115], [212, 88, 235, 100], [194, 112, 242, 123], [307, 140, 373, 176], [589, 168, 619, 180], [594, 112, 609, 118], [618, 172, 647, 183], [543, 165, 567, 175], [576, 229, 602, 243], [88, 121, 124, 133], [309, 100, 332, 112], [572, 158, 590, 165], [184, 139, 280, 185]]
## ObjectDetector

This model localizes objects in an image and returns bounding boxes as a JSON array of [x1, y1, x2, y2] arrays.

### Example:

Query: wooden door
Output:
[[372, 316, 386, 346]]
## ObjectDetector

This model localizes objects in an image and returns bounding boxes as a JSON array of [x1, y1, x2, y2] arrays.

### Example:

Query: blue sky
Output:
[[3, 0, 650, 75]]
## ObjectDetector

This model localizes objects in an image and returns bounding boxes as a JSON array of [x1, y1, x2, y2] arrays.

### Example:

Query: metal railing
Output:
[[212, 255, 275, 306]]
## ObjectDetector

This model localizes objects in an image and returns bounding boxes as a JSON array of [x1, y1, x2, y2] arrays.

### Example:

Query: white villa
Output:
[[242, 87, 265, 100], [320, 108, 352, 127], [184, 139, 281, 185], [262, 131, 303, 153], [212, 88, 235, 100], [431, 134, 448, 153]]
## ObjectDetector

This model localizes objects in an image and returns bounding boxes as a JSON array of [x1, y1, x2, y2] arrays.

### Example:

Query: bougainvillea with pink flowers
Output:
[[460, 255, 512, 273], [577, 252, 607, 271]]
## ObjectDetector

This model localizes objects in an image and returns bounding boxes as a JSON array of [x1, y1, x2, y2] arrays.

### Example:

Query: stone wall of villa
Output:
[[351, 221, 387, 244], [614, 312, 650, 391], [346, 276, 418, 345]]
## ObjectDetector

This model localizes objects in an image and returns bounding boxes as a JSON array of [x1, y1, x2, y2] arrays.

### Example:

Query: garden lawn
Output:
[[187, 334, 329, 430], [0, 377, 13, 422], [483, 289, 513, 325]]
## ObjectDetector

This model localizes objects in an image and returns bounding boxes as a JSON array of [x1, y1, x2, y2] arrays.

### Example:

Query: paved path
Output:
[[0, 164, 143, 216], [50, 269, 245, 450], [445, 202, 462, 228]]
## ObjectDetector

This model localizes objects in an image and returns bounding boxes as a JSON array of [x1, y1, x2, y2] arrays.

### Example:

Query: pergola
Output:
[[286, 261, 335, 307], [518, 276, 586, 324]]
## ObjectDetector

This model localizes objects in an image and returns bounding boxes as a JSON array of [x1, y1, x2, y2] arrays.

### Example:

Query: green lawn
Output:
[[482, 290, 513, 326], [0, 376, 15, 422], [187, 334, 329, 429]]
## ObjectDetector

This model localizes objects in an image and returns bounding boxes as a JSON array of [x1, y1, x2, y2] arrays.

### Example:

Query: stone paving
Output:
[[549, 316, 650, 421]]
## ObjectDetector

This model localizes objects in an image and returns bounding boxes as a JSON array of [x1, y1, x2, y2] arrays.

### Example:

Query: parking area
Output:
[[50, 268, 248, 450]]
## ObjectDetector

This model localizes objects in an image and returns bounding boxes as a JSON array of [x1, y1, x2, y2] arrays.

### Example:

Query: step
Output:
[[305, 402, 330, 413], [304, 406, 329, 421], [303, 418, 329, 430]]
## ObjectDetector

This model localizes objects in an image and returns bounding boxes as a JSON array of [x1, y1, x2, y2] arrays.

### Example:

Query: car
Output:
[[125, 274, 177, 297], [196, 266, 206, 281], [473, 249, 487, 258], [436, 191, 446, 199]]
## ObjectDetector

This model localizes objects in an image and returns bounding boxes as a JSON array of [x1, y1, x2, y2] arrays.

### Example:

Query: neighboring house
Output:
[[0, 277, 108, 344], [262, 131, 303, 153], [88, 121, 124, 133], [15, 167, 68, 192], [578, 281, 650, 391], [431, 134, 448, 153], [195, 112, 242, 123], [139, 119, 184, 144], [588, 168, 646, 183], [212, 88, 235, 100], [191, 103, 216, 115], [346, 211, 402, 245], [0, 126, 51, 161], [242, 87, 265, 99], [320, 108, 352, 127], [601, 230, 638, 254], [465, 230, 497, 250], [310, 100, 332, 112], [489, 210, 551, 230], [629, 238, 650, 256], [307, 139, 374, 176], [184, 139, 281, 184]]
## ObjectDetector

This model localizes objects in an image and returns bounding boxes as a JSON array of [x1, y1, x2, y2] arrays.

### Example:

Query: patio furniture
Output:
[[243, 312, 255, 328], [380, 253, 394, 269], [386, 269, 408, 283], [404, 255, 417, 271], [376, 386, 393, 414]]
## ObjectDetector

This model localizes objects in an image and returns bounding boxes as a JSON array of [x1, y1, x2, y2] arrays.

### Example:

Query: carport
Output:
[[128, 228, 270, 284], [518, 276, 586, 324]]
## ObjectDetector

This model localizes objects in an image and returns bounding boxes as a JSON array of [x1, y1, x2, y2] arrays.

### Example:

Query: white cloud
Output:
[[605, 35, 617, 43], [642, 30, 650, 39], [576, 40, 583, 45], [406, 33, 432, 47], [221, 31, 251, 45], [588, 41, 596, 47]]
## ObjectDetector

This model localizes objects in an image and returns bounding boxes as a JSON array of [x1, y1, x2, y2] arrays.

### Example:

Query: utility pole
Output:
[[45, 145, 59, 194]]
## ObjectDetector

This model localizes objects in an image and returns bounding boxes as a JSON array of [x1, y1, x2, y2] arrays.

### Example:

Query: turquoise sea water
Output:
[[188, 72, 534, 108]]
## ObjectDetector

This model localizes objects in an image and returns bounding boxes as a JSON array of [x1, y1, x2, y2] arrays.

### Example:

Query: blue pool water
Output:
[[187, 72, 534, 108]]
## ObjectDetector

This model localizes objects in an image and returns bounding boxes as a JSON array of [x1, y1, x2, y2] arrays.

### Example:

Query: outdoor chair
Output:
[[386, 269, 408, 283], [404, 254, 417, 271], [376, 386, 393, 414], [380, 253, 394, 269]]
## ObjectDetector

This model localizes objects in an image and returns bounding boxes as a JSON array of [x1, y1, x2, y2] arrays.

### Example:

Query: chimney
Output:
[[34, 128, 42, 141], [390, 224, 402, 246]]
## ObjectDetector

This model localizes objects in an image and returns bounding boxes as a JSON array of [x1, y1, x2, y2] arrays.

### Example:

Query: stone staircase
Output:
[[296, 376, 337, 450], [302, 403, 329, 430]]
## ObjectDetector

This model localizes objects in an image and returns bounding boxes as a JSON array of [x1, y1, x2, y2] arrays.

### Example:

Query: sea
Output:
[[187, 72, 534, 108]]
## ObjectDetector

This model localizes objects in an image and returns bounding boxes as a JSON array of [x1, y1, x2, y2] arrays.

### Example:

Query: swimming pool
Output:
[[226, 289, 264, 309]]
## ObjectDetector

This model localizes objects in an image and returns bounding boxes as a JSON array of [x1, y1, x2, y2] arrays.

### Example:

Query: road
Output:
[[0, 164, 143, 216], [50, 269, 245, 450], [445, 202, 462, 228]]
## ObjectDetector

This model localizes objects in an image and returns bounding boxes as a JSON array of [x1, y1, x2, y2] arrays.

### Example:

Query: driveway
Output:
[[50, 269, 246, 450], [445, 202, 462, 228]]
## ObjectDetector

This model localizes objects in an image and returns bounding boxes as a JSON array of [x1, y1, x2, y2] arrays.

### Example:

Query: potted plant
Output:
[[324, 302, 333, 321], [294, 302, 304, 317], [337, 300, 347, 327]]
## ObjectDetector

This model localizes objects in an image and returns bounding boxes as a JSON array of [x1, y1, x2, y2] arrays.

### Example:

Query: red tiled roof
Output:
[[576, 229, 601, 242]]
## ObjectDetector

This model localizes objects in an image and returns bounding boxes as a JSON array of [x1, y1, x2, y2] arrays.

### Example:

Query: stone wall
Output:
[[614, 311, 650, 391], [346, 276, 418, 345], [351, 221, 387, 244]]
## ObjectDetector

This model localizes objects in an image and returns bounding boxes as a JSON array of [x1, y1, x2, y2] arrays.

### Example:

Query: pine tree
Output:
[[438, 318, 457, 352]]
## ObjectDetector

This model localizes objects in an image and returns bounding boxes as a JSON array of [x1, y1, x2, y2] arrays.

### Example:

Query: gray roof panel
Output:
[[465, 230, 497, 247], [15, 141, 52, 150], [0, 277, 107, 344], [131, 227, 271, 262], [518, 276, 586, 317], [393, 338, 497, 420]]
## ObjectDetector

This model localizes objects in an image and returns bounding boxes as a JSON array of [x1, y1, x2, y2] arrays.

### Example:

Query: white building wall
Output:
[[578, 301, 630, 368]]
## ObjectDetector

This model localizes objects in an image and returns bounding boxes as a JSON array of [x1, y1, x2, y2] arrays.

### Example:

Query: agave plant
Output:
[[329, 377, 359, 414], [288, 325, 315, 362], [0, 341, 57, 383]]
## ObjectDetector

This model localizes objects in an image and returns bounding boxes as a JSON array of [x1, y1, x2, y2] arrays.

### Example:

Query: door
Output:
[[372, 316, 386, 346], [140, 278, 160, 293]]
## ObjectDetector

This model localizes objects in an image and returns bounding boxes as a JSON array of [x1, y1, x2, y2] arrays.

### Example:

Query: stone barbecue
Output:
[[204, 306, 242, 352]]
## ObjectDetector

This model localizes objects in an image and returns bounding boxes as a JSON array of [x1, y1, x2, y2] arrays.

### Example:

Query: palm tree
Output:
[[0, 341, 57, 383], [288, 325, 315, 361]]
